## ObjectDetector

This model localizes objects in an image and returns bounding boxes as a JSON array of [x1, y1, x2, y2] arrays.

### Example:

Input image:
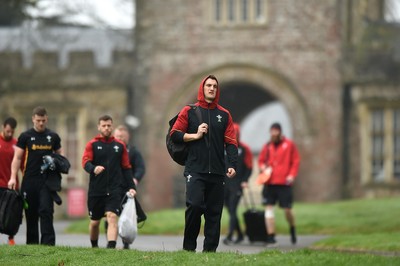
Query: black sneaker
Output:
[[234, 235, 244, 244], [265, 234, 277, 246], [223, 238, 233, 245], [290, 226, 297, 245], [123, 242, 130, 249]]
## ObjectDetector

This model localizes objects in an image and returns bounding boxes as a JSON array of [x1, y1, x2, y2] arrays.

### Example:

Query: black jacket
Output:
[[170, 76, 238, 176]]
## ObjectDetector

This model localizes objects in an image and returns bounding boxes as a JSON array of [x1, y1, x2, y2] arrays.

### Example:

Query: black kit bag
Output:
[[0, 189, 24, 236], [242, 188, 268, 243], [166, 104, 203, 165]]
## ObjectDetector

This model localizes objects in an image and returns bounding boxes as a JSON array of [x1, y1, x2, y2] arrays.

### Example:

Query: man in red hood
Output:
[[170, 75, 238, 252], [258, 122, 300, 245]]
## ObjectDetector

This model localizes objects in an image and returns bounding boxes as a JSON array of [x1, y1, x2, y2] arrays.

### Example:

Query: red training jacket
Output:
[[258, 137, 300, 186]]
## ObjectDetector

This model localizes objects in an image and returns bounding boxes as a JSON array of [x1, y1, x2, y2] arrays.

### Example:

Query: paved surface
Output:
[[4, 221, 328, 254]]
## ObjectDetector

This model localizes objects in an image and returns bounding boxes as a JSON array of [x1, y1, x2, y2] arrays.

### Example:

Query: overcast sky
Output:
[[27, 0, 400, 29], [27, 0, 135, 29]]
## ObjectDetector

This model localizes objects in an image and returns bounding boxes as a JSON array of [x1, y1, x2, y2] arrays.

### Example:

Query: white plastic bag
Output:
[[118, 195, 137, 244]]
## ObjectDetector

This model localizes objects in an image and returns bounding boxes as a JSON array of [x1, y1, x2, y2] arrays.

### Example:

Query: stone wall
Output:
[[134, 0, 344, 209]]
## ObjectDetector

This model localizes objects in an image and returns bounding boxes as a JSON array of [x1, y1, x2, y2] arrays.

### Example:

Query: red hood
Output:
[[197, 75, 220, 109]]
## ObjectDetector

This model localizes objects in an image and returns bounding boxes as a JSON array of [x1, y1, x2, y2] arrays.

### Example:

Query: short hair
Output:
[[98, 115, 113, 124], [3, 117, 17, 129], [115, 125, 128, 132], [32, 106, 47, 116], [205, 74, 218, 86], [270, 122, 282, 131]]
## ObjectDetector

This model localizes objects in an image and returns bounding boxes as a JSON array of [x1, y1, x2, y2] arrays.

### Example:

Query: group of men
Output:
[[0, 107, 145, 249], [1, 74, 300, 252]]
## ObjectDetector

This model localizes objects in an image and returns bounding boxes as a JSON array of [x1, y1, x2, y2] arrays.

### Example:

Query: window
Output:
[[210, 0, 268, 26], [214, 0, 222, 22], [394, 109, 400, 179], [361, 106, 400, 184], [370, 109, 385, 182]]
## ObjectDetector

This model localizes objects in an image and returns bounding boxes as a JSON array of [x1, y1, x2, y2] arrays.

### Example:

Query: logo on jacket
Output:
[[114, 145, 120, 152], [47, 135, 52, 142], [216, 115, 222, 122], [31, 137, 35, 141], [186, 174, 192, 182], [97, 146, 102, 150]]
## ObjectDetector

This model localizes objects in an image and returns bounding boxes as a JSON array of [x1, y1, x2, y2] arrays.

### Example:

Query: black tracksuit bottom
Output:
[[21, 177, 55, 245], [224, 185, 243, 240], [183, 172, 224, 252]]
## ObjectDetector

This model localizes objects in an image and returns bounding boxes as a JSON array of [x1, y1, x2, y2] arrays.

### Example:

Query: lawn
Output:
[[63, 197, 400, 253], [1, 197, 399, 265], [1, 245, 399, 266]]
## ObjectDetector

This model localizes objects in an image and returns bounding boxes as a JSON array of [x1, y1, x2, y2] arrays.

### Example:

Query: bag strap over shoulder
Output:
[[188, 104, 209, 147]]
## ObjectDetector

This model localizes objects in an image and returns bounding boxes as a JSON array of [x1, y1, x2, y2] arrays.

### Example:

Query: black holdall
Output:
[[0, 189, 24, 236], [166, 104, 204, 165]]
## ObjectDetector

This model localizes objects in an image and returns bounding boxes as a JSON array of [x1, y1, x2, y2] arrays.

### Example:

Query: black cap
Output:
[[270, 122, 282, 131]]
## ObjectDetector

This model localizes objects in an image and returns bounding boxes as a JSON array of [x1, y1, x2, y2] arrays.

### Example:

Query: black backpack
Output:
[[166, 104, 203, 165], [0, 189, 24, 236]]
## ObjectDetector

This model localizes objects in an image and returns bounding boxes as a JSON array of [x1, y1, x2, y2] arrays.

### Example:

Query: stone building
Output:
[[132, 0, 400, 210], [0, 0, 399, 214]]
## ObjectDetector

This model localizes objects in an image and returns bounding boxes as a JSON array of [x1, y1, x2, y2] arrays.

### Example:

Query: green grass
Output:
[[0, 245, 399, 266], [64, 197, 400, 253], [66, 197, 400, 235], [2, 198, 399, 265]]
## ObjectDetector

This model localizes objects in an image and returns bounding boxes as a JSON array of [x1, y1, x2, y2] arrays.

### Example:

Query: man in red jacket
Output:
[[0, 117, 18, 245], [258, 122, 300, 245]]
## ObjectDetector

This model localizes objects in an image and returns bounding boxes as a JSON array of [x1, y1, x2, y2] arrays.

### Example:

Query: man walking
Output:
[[223, 123, 253, 245], [0, 117, 18, 245], [170, 75, 238, 252], [8, 107, 63, 246], [112, 125, 146, 249], [258, 122, 300, 245], [82, 115, 136, 248]]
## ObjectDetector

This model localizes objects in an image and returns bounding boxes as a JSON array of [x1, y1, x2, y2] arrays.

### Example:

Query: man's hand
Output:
[[94, 166, 105, 176], [8, 178, 17, 190], [286, 175, 294, 185], [197, 123, 208, 139], [226, 168, 236, 178], [128, 189, 136, 197], [241, 181, 248, 188]]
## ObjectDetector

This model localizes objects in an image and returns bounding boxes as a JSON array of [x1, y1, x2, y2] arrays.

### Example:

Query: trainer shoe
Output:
[[223, 237, 233, 245], [234, 235, 244, 244], [290, 226, 297, 244], [265, 234, 277, 246]]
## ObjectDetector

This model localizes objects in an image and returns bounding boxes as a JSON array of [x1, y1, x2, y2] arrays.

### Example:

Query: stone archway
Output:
[[165, 64, 313, 143]]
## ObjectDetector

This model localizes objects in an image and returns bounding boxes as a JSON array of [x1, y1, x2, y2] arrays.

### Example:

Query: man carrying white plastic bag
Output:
[[118, 192, 137, 244]]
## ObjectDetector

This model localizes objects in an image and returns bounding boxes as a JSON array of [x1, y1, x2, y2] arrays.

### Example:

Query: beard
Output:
[[270, 134, 282, 144]]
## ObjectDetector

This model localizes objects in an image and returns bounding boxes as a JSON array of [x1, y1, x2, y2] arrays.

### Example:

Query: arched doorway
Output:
[[218, 80, 293, 153]]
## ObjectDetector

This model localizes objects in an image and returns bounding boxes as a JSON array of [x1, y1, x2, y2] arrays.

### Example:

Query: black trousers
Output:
[[183, 173, 224, 252], [224, 185, 243, 239], [21, 178, 55, 245]]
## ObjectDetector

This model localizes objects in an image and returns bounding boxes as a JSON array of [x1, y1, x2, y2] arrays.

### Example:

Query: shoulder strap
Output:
[[188, 104, 209, 147]]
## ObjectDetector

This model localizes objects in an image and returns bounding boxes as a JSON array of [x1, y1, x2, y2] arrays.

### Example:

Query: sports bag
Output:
[[0, 189, 24, 236], [166, 104, 203, 165]]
